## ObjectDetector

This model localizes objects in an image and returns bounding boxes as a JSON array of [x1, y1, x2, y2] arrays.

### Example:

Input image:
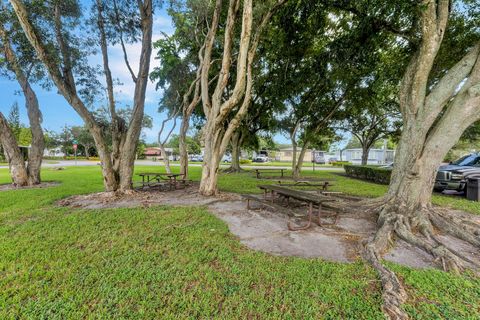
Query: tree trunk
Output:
[[0, 23, 44, 185], [226, 130, 243, 172], [361, 145, 369, 166], [291, 137, 297, 177], [158, 144, 172, 174], [24, 80, 44, 185], [0, 112, 29, 186], [198, 128, 222, 196], [385, 122, 445, 213], [179, 115, 190, 178], [293, 141, 309, 179]]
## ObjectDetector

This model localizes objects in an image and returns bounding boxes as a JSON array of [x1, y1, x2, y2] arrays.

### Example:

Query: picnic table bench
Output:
[[254, 168, 286, 179], [251, 184, 338, 231], [137, 172, 188, 190]]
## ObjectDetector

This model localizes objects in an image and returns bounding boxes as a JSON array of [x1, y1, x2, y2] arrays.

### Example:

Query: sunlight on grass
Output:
[[0, 166, 479, 318]]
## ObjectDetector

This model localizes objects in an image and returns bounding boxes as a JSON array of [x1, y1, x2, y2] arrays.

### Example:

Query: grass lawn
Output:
[[0, 165, 479, 319]]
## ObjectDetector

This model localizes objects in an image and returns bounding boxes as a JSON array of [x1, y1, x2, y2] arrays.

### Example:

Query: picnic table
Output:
[[254, 168, 286, 179], [137, 172, 183, 190], [252, 184, 338, 231], [277, 179, 336, 191]]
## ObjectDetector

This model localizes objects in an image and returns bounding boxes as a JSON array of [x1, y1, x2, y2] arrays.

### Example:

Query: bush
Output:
[[330, 161, 351, 167], [239, 159, 252, 164], [344, 165, 391, 184]]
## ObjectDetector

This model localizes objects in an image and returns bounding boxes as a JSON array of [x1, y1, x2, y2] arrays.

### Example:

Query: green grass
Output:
[[0, 166, 479, 319]]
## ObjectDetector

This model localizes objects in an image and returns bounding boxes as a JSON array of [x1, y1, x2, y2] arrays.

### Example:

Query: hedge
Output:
[[344, 165, 392, 184], [330, 161, 351, 167], [239, 159, 252, 164]]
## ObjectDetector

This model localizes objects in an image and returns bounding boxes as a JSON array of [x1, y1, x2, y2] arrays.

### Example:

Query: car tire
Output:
[[433, 187, 445, 193]]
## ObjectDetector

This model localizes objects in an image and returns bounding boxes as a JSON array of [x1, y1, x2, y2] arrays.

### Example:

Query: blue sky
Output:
[[0, 5, 175, 144]]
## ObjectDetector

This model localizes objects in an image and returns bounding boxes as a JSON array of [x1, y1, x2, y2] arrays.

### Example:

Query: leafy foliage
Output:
[[344, 165, 392, 184]]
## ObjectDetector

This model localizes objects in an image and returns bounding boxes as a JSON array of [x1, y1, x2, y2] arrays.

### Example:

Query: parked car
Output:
[[380, 162, 394, 169], [222, 154, 232, 163], [434, 153, 480, 192], [190, 155, 203, 162], [253, 156, 269, 163]]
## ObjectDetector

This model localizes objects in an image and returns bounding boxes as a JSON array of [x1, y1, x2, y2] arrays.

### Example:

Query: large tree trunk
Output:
[[23, 80, 44, 185], [0, 112, 29, 186], [199, 127, 223, 196]]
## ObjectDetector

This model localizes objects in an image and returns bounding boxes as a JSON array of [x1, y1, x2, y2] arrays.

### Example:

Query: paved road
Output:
[[0, 160, 344, 171]]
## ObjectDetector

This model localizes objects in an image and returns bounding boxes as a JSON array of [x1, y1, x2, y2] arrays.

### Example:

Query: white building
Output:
[[43, 147, 65, 157], [339, 148, 395, 165]]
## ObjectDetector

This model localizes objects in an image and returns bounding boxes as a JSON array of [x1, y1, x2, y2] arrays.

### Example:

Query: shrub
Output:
[[239, 159, 252, 164], [330, 161, 351, 167], [344, 165, 391, 184]]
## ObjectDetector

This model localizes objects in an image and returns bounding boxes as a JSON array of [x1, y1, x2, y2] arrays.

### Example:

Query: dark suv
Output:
[[434, 153, 480, 192]]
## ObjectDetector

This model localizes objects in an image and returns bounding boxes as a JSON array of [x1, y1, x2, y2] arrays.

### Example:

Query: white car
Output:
[[190, 155, 203, 162], [253, 156, 269, 163]]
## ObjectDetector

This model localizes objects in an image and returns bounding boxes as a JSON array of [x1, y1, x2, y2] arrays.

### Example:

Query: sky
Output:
[[0, 4, 175, 144]]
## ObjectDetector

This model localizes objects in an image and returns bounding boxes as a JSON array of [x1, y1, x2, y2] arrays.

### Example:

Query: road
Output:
[[0, 160, 344, 171]]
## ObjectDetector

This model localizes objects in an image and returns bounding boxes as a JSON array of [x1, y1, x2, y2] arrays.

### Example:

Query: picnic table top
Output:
[[138, 172, 182, 177], [257, 184, 335, 203]]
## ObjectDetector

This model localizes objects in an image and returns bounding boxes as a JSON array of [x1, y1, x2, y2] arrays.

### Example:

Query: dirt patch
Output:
[[0, 181, 60, 192], [57, 186, 479, 270], [56, 184, 239, 210]]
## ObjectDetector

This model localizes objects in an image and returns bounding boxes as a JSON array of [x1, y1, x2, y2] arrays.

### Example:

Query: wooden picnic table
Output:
[[255, 184, 337, 231], [254, 168, 286, 179], [138, 172, 182, 190], [276, 179, 335, 191]]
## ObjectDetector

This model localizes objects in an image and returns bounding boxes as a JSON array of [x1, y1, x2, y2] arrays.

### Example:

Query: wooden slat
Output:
[[257, 185, 335, 203]]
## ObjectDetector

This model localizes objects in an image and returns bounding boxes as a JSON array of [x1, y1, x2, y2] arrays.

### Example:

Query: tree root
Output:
[[360, 201, 480, 319], [364, 221, 409, 320], [429, 210, 480, 247]]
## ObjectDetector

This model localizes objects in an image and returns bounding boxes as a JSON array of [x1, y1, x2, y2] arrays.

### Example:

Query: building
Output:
[[339, 148, 395, 165], [273, 146, 396, 165], [143, 147, 174, 160], [275, 147, 315, 162], [43, 147, 65, 158]]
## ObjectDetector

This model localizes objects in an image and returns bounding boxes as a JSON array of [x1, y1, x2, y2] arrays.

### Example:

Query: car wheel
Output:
[[433, 187, 445, 193]]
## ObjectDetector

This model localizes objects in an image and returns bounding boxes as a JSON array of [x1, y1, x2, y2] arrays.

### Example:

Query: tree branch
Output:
[[113, 0, 138, 83]]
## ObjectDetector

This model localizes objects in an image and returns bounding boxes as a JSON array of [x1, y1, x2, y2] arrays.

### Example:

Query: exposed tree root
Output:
[[359, 200, 480, 320], [364, 215, 409, 320], [429, 210, 480, 247]]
